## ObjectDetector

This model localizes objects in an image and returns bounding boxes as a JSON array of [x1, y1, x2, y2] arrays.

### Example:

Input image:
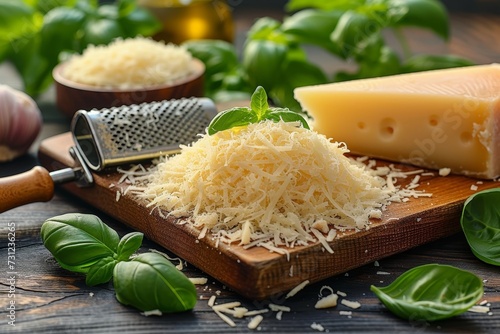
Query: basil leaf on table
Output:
[[116, 231, 144, 261], [371, 264, 483, 321], [461, 188, 500, 266], [40, 213, 120, 273], [113, 253, 197, 313], [86, 256, 118, 286]]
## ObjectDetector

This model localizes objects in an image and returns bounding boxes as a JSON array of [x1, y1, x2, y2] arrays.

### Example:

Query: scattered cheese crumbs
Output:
[[368, 209, 382, 219], [269, 304, 291, 312], [439, 168, 451, 176], [480, 300, 488, 306], [140, 309, 162, 317], [337, 291, 347, 297], [276, 310, 283, 320], [189, 277, 208, 285], [311, 228, 334, 254], [315, 293, 339, 309], [232, 307, 250, 318], [138, 120, 430, 253], [339, 310, 352, 316], [63, 36, 194, 89], [213, 302, 241, 311], [285, 279, 310, 299], [326, 229, 337, 242], [213, 309, 236, 327], [311, 220, 329, 233], [208, 295, 216, 307], [341, 299, 361, 309], [247, 315, 263, 330], [311, 322, 325, 332], [468, 305, 491, 313], [374, 261, 380, 267], [471, 184, 479, 191], [376, 271, 391, 275], [89, 292, 94, 297]]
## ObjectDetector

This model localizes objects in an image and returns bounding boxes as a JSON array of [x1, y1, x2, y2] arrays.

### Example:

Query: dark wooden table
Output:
[[1, 9, 500, 333]]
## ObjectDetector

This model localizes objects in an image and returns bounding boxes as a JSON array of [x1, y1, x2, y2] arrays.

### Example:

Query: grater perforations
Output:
[[71, 97, 217, 171]]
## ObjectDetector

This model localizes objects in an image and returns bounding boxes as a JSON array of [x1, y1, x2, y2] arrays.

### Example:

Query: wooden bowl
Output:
[[53, 58, 205, 118]]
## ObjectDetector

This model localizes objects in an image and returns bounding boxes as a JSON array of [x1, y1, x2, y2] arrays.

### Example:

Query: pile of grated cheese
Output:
[[63, 36, 194, 89], [138, 120, 429, 250]]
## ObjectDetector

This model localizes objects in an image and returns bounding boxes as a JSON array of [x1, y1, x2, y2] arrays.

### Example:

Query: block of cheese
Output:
[[294, 63, 500, 179]]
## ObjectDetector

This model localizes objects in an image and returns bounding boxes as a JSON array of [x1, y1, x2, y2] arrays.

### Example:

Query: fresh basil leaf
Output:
[[286, 0, 364, 12], [243, 39, 288, 91], [264, 109, 310, 129], [207, 107, 258, 135], [118, 6, 161, 38], [86, 256, 117, 286], [250, 86, 269, 119], [113, 253, 197, 312], [40, 7, 86, 59], [371, 264, 483, 321], [116, 232, 144, 261], [247, 17, 283, 41], [330, 11, 381, 60], [268, 58, 327, 112], [41, 213, 120, 273], [461, 189, 500, 266], [82, 18, 125, 47], [282, 9, 343, 54], [9, 34, 55, 97], [0, 0, 41, 61], [390, 0, 449, 40], [401, 54, 474, 73]]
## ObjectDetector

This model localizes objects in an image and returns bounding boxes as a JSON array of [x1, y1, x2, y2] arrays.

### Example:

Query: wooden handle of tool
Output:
[[0, 166, 54, 213]]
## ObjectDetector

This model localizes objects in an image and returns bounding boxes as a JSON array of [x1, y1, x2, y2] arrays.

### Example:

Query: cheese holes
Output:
[[460, 131, 473, 145], [429, 115, 440, 127], [380, 118, 397, 140], [357, 121, 366, 130]]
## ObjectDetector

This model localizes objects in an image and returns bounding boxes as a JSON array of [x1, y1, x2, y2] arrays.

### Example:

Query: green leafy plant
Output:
[[185, 0, 473, 111], [114, 253, 197, 313], [207, 86, 309, 135], [0, 0, 160, 97], [40, 213, 121, 273], [41, 213, 196, 313], [461, 188, 500, 266], [371, 264, 483, 321]]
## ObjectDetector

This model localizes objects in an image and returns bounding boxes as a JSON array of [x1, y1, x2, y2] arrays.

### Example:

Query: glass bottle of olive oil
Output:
[[138, 0, 234, 44]]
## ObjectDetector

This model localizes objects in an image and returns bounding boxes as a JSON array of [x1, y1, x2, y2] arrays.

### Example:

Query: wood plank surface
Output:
[[37, 132, 500, 300]]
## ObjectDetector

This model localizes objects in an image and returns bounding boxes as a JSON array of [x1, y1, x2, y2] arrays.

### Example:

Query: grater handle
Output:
[[0, 166, 55, 213]]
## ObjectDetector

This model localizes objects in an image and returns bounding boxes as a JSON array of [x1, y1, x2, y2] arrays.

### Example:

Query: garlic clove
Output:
[[0, 85, 43, 162]]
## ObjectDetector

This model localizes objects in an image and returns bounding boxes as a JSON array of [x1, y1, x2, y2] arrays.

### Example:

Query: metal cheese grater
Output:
[[0, 97, 218, 213], [71, 97, 218, 171]]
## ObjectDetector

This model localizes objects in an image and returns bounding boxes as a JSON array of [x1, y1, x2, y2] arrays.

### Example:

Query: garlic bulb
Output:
[[0, 84, 42, 162]]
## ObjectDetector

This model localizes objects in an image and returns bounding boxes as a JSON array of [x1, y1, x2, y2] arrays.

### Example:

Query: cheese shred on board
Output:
[[139, 120, 427, 249]]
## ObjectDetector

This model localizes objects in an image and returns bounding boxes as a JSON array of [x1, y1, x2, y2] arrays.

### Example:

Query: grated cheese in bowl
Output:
[[62, 36, 194, 89], [137, 120, 427, 250]]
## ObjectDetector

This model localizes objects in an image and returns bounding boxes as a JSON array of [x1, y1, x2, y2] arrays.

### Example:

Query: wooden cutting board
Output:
[[38, 132, 499, 300]]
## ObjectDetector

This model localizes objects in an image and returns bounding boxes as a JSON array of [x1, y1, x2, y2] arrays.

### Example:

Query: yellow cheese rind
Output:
[[294, 63, 500, 179]]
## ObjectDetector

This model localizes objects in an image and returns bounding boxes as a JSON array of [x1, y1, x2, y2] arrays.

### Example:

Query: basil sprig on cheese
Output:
[[207, 86, 309, 135]]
